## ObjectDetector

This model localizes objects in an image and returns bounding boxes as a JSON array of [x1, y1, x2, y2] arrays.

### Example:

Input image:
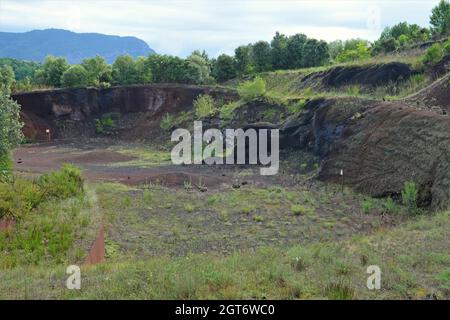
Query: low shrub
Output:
[[95, 115, 115, 134], [219, 101, 238, 122], [346, 85, 361, 96], [287, 99, 306, 114], [0, 164, 84, 220], [402, 181, 418, 214], [160, 113, 174, 131], [237, 76, 266, 101], [37, 164, 84, 199], [291, 204, 314, 216], [194, 94, 217, 119], [444, 36, 450, 54], [422, 43, 444, 65], [361, 198, 375, 214], [383, 197, 396, 214]]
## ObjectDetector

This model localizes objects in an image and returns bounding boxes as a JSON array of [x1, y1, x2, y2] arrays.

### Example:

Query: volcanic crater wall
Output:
[[13, 84, 238, 140], [280, 98, 450, 210]]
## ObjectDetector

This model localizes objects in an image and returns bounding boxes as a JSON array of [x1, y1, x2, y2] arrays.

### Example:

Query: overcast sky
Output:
[[0, 0, 441, 57]]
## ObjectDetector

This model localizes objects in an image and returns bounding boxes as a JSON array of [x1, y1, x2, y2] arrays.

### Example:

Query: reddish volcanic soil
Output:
[[13, 141, 232, 188]]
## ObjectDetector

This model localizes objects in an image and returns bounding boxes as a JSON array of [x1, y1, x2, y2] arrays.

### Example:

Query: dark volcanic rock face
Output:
[[406, 73, 450, 115], [300, 62, 414, 89], [279, 98, 450, 210], [280, 97, 375, 157], [13, 85, 238, 140], [318, 103, 450, 210]]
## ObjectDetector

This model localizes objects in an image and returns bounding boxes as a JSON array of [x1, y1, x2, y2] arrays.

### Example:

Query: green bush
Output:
[[160, 113, 174, 131], [0, 164, 84, 220], [0, 179, 42, 219], [335, 42, 370, 63], [0, 184, 92, 267], [291, 204, 314, 216], [0, 153, 12, 183], [361, 198, 375, 214], [95, 115, 115, 134], [402, 181, 418, 213], [383, 197, 396, 214], [287, 99, 306, 114], [346, 85, 361, 96], [422, 43, 444, 65], [410, 73, 426, 85], [219, 101, 238, 122], [0, 92, 24, 163], [194, 94, 216, 119], [237, 76, 266, 102], [444, 36, 450, 53], [37, 164, 84, 200]]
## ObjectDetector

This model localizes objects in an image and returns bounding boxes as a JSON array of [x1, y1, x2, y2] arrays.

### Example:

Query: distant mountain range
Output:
[[0, 29, 155, 64]]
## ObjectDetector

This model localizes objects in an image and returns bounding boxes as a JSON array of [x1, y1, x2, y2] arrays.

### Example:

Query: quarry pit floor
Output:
[[13, 139, 407, 258]]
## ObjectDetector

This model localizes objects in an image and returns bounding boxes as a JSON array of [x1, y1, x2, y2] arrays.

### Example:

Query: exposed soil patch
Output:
[[13, 141, 232, 189], [405, 72, 450, 115], [319, 102, 450, 210], [14, 143, 136, 170]]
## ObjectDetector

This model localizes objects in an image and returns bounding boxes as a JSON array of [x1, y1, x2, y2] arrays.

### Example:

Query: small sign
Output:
[[340, 169, 344, 176]]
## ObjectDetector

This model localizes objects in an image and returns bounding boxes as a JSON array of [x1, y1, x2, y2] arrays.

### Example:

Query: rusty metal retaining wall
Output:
[[84, 225, 105, 265]]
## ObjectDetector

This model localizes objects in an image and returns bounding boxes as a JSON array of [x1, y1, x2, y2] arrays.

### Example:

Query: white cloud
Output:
[[0, 0, 441, 57]]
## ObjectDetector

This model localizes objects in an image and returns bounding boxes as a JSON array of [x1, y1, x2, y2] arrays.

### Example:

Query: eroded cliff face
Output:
[[278, 98, 450, 210], [13, 84, 238, 140], [12, 84, 450, 209]]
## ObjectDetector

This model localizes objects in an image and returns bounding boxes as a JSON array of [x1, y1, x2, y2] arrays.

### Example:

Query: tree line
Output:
[[1, 0, 449, 92]]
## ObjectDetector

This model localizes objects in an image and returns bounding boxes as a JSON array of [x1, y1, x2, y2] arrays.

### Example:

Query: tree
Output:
[[146, 54, 197, 84], [0, 92, 23, 181], [0, 58, 40, 81], [372, 37, 399, 55], [301, 39, 329, 67], [186, 51, 213, 84], [251, 41, 272, 72], [328, 40, 344, 61], [81, 56, 112, 86], [286, 34, 307, 68], [234, 45, 253, 75], [0, 65, 15, 94], [373, 22, 431, 54], [212, 54, 237, 82], [430, 0, 450, 35], [336, 40, 371, 63], [135, 56, 153, 84], [12, 76, 33, 93], [61, 65, 89, 88], [36, 55, 69, 87], [112, 55, 138, 85], [271, 32, 289, 69], [422, 43, 444, 64]]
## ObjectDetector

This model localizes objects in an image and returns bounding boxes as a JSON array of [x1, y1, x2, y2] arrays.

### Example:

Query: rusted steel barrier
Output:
[[84, 225, 105, 265], [0, 217, 15, 231]]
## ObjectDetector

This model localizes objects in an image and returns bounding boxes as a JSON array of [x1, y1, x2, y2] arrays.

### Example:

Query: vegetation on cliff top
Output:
[[2, 1, 449, 92]]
